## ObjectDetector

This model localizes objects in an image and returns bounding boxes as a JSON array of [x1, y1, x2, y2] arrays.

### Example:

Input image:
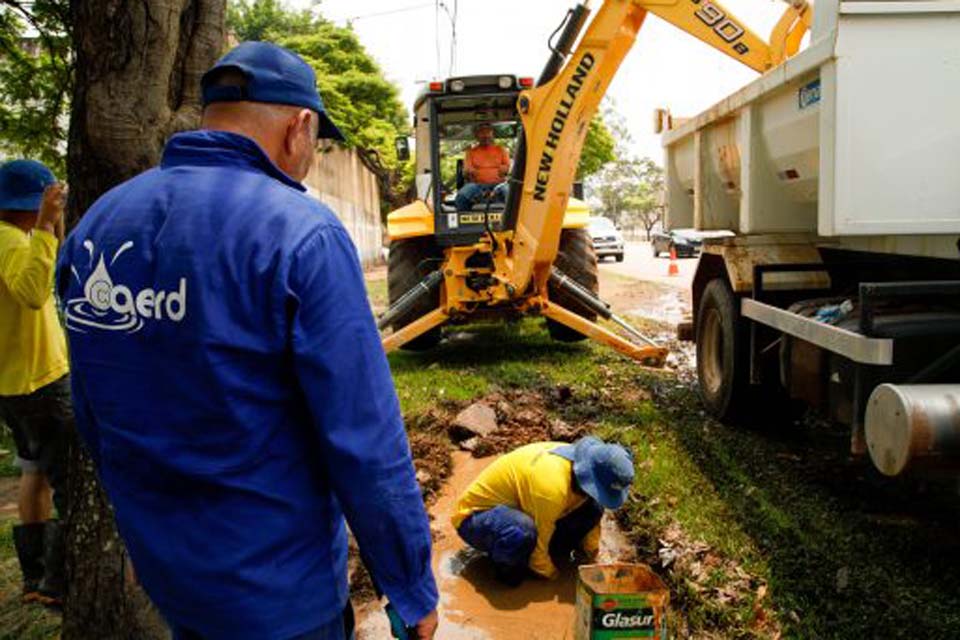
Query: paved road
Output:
[[598, 240, 696, 289]]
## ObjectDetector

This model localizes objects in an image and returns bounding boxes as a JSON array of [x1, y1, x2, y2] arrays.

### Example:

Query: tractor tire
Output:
[[387, 237, 444, 351], [546, 228, 599, 343], [696, 278, 750, 423]]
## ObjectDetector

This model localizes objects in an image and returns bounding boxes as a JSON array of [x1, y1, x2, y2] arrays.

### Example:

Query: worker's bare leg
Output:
[[18, 470, 52, 524]]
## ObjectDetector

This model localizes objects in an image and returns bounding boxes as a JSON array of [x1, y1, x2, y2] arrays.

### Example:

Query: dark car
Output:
[[651, 229, 703, 258]]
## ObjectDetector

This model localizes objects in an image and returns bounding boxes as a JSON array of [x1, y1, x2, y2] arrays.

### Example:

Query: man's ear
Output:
[[284, 110, 312, 153]]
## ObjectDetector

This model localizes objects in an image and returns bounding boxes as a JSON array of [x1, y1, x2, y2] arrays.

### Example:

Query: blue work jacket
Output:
[[56, 130, 437, 639]]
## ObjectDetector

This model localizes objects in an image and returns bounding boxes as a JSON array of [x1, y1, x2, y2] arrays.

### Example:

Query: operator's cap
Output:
[[553, 436, 635, 510], [0, 159, 56, 212], [201, 41, 346, 142]]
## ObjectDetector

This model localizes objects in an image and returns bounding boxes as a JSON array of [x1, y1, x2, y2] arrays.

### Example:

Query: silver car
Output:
[[587, 216, 624, 262]]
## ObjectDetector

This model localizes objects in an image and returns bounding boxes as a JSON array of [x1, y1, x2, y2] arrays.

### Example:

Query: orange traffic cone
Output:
[[668, 246, 680, 277]]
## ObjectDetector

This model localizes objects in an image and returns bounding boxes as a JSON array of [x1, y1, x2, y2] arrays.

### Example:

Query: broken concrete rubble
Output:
[[449, 402, 499, 440]]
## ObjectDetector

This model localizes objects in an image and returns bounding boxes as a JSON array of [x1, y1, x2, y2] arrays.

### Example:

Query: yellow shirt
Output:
[[452, 441, 602, 578], [0, 221, 69, 396]]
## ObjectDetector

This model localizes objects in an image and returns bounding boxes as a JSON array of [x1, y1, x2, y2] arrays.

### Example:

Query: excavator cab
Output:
[[394, 74, 588, 247]]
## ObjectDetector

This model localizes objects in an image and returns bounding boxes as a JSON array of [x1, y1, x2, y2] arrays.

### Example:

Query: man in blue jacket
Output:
[[57, 42, 438, 640]]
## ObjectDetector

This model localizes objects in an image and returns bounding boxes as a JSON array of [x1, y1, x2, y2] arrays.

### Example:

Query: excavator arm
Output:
[[505, 0, 811, 298]]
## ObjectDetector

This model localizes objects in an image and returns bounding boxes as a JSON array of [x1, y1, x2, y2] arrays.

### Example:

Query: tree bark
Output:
[[63, 1, 224, 637]]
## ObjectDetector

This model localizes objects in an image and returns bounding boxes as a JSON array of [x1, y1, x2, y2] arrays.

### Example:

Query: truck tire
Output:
[[546, 228, 599, 342], [696, 278, 750, 422], [387, 237, 443, 351]]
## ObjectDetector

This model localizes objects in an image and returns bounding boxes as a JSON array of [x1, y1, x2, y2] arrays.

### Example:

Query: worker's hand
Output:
[[36, 183, 66, 240], [413, 609, 439, 639]]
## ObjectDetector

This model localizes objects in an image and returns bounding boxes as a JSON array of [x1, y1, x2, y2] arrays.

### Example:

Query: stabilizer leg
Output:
[[382, 308, 449, 353], [539, 299, 668, 367]]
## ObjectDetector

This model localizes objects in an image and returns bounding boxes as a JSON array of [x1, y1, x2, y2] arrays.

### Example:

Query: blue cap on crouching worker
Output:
[[0, 160, 55, 212], [554, 436, 635, 510], [201, 41, 346, 142]]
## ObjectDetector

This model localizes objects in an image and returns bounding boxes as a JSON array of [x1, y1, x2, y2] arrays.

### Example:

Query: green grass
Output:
[[0, 430, 17, 479], [389, 315, 960, 639]]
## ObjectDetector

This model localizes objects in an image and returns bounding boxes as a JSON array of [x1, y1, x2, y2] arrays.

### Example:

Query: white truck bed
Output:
[[663, 0, 960, 258]]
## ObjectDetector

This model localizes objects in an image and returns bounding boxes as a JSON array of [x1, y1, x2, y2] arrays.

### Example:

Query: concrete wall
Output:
[[304, 146, 383, 267]]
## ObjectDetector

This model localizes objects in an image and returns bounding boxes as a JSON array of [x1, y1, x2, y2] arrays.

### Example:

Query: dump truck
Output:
[[378, 0, 814, 369], [661, 0, 960, 477]]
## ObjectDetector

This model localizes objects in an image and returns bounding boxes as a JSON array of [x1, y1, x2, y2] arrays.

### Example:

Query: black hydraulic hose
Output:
[[377, 270, 444, 331], [549, 267, 612, 320], [549, 267, 662, 348], [540, 4, 591, 86], [503, 3, 590, 233]]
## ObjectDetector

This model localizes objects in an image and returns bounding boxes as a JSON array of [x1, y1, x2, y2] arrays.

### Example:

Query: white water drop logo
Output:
[[65, 240, 187, 334], [84, 255, 114, 311]]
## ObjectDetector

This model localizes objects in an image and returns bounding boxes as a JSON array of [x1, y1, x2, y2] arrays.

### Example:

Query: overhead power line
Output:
[[345, 2, 434, 24]]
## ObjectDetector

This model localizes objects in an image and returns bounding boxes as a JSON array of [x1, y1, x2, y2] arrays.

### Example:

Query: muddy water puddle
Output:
[[356, 451, 636, 639], [628, 290, 690, 327]]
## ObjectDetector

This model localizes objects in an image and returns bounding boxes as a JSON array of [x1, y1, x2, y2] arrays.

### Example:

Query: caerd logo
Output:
[[65, 239, 187, 334]]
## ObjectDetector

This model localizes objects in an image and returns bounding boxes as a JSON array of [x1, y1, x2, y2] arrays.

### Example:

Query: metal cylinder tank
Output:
[[865, 384, 960, 477]]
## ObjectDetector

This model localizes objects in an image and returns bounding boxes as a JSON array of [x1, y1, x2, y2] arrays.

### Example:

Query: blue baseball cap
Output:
[[0, 160, 56, 212], [553, 436, 635, 510], [202, 41, 346, 142]]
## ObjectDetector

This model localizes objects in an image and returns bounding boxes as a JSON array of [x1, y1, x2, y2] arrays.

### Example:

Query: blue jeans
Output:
[[455, 182, 508, 211], [457, 505, 537, 569], [457, 500, 603, 570], [171, 602, 355, 640]]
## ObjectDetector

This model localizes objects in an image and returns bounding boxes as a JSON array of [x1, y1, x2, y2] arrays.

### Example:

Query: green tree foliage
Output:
[[586, 105, 664, 237], [227, 1, 408, 171], [283, 29, 407, 161], [226, 0, 318, 41], [0, 1, 71, 175], [589, 157, 664, 237], [578, 115, 616, 180]]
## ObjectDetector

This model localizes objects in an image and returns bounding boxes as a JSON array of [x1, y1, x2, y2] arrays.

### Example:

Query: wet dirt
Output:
[[356, 451, 639, 639], [627, 290, 690, 328]]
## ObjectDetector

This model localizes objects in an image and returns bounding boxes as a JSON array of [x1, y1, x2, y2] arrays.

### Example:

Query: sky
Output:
[[293, 0, 793, 162]]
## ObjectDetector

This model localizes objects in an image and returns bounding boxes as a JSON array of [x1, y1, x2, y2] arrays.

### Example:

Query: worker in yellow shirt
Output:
[[452, 436, 634, 585], [0, 159, 71, 607]]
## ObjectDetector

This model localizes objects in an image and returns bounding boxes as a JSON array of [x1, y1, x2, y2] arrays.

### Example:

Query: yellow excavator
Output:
[[378, 0, 812, 365]]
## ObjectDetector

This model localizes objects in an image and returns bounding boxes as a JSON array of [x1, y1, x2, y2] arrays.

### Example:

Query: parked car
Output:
[[651, 229, 704, 258], [587, 216, 624, 262]]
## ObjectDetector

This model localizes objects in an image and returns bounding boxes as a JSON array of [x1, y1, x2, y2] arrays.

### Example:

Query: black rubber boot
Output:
[[37, 520, 64, 608], [13, 523, 46, 602]]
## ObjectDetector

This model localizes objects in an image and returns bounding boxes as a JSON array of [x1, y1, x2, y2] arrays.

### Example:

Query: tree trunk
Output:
[[63, 2, 224, 637]]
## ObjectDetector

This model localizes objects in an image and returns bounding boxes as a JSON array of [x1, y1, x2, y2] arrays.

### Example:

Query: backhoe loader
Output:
[[378, 0, 812, 365]]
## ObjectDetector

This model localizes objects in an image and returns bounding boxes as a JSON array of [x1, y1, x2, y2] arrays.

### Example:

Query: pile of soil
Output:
[[448, 388, 588, 457]]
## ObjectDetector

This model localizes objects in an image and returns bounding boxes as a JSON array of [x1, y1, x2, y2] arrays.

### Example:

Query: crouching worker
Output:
[[452, 436, 634, 585], [0, 160, 71, 607]]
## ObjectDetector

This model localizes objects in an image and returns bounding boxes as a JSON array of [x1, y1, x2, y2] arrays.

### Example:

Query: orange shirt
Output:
[[465, 144, 510, 185]]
